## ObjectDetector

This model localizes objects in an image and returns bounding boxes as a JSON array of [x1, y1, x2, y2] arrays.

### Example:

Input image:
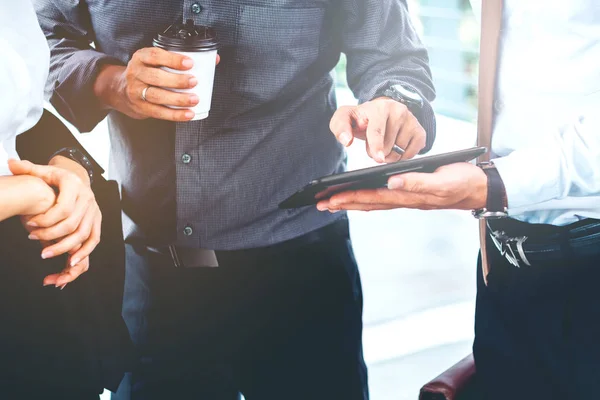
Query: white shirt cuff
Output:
[[492, 145, 562, 210]]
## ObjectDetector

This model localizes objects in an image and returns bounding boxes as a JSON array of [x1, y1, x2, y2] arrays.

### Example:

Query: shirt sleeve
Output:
[[339, 0, 437, 153], [34, 0, 124, 133], [0, 38, 37, 175], [493, 111, 600, 210], [0, 1, 49, 175], [16, 110, 105, 179], [0, 38, 34, 147]]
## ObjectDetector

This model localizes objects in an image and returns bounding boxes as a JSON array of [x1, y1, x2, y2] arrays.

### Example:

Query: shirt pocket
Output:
[[233, 5, 325, 103]]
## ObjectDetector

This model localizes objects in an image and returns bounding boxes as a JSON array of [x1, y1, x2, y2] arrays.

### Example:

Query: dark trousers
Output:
[[114, 220, 368, 400], [0, 383, 99, 400], [0, 217, 111, 399], [474, 224, 600, 400]]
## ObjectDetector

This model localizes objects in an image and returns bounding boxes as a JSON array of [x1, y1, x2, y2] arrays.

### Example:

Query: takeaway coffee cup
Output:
[[153, 20, 219, 120]]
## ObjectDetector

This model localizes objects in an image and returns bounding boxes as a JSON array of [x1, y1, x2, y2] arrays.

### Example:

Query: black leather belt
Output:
[[486, 218, 600, 268], [150, 218, 350, 268]]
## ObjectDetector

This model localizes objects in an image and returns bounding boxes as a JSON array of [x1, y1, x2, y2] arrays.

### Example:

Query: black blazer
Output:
[[8, 110, 132, 391]]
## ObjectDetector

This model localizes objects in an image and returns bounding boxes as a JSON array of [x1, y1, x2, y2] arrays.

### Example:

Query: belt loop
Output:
[[168, 245, 184, 268]]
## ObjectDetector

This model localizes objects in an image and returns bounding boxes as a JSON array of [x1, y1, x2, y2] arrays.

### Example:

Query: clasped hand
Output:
[[8, 158, 101, 288]]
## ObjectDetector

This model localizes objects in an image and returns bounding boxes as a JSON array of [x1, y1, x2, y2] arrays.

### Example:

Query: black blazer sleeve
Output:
[[16, 109, 105, 178], [16, 109, 132, 390]]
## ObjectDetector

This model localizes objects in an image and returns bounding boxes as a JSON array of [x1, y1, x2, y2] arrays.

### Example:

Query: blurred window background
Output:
[[336, 0, 479, 121]]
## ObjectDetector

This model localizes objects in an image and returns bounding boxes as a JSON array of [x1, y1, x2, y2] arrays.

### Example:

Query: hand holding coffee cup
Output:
[[93, 21, 219, 122], [153, 20, 220, 120]]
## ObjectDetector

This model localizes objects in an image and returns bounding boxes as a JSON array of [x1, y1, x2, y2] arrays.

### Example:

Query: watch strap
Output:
[[381, 84, 437, 155], [383, 85, 423, 115], [50, 147, 95, 185], [481, 163, 507, 213]]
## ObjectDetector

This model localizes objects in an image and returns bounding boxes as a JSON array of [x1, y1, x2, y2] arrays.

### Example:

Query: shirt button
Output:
[[191, 3, 202, 14], [181, 153, 192, 164], [183, 225, 194, 236]]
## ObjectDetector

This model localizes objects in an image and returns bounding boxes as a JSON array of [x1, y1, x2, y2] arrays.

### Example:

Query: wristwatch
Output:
[[50, 147, 95, 185], [382, 84, 424, 115], [472, 161, 508, 219]]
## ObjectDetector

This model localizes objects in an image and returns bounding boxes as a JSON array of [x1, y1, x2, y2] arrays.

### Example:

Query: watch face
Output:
[[391, 84, 422, 103]]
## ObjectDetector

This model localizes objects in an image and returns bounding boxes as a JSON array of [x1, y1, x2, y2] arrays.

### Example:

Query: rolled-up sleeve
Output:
[[339, 0, 437, 152], [34, 1, 124, 133]]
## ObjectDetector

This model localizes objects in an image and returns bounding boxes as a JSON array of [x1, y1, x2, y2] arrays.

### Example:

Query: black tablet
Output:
[[279, 146, 487, 209]]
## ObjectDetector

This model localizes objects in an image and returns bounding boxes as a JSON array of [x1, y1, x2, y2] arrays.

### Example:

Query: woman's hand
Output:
[[20, 219, 91, 288], [9, 174, 57, 217], [8, 159, 102, 268]]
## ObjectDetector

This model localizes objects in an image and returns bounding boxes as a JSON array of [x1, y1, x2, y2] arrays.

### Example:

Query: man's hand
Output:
[[93, 47, 220, 122], [330, 97, 427, 163], [8, 159, 101, 268], [317, 162, 488, 212]]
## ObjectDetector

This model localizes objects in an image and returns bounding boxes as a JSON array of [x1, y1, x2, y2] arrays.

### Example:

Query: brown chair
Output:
[[419, 354, 479, 400]]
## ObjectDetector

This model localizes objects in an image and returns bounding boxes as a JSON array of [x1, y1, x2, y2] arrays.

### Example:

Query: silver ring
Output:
[[141, 86, 150, 102], [392, 144, 405, 155]]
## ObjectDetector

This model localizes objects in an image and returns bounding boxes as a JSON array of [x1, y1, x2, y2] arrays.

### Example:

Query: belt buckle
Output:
[[167, 245, 219, 268], [488, 227, 531, 268]]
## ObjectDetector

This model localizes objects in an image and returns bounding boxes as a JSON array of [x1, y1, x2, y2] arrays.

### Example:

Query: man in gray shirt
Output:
[[34, 1, 435, 398]]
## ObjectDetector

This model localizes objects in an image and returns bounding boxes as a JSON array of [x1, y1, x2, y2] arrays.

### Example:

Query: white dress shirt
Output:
[[0, 1, 49, 176], [471, 0, 600, 226]]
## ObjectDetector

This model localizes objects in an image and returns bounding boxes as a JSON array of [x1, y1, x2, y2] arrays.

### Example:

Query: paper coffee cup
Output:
[[153, 20, 219, 121]]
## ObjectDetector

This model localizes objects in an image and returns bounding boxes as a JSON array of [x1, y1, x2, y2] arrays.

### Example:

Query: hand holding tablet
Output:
[[279, 147, 486, 209]]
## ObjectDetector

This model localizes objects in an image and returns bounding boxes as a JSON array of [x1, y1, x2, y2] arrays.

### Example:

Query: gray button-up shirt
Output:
[[34, 0, 436, 250]]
